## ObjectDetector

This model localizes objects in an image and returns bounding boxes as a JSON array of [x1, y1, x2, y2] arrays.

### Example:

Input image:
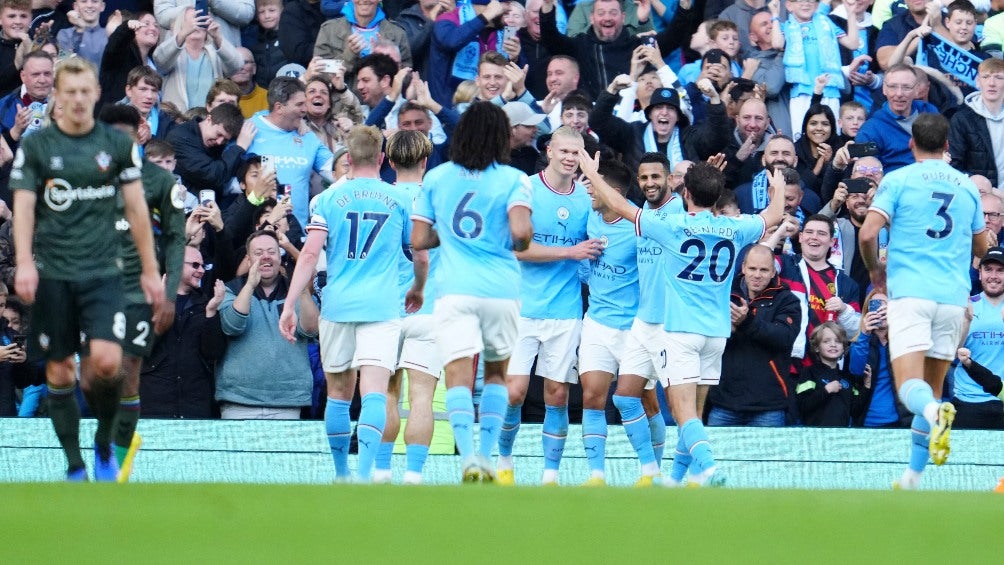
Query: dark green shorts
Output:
[[121, 301, 154, 358], [29, 276, 124, 361]]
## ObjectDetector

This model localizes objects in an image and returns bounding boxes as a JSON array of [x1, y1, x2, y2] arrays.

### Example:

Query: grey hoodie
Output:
[[966, 90, 1004, 182]]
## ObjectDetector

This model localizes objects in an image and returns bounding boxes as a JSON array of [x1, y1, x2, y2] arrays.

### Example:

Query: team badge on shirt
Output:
[[49, 156, 63, 170], [599, 235, 608, 249], [557, 207, 569, 220], [95, 151, 111, 172], [171, 183, 186, 209]]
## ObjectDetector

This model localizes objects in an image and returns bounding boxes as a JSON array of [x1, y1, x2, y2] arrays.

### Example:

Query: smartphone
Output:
[[644, 36, 657, 48], [260, 155, 275, 175], [503, 25, 518, 43], [848, 141, 878, 158], [280, 184, 291, 201], [843, 178, 873, 194], [319, 59, 344, 74], [868, 299, 886, 328], [199, 189, 215, 206], [11, 334, 26, 349]]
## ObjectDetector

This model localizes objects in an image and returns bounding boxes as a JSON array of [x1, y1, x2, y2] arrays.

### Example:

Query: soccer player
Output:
[[373, 130, 438, 485], [11, 57, 164, 481], [577, 158, 659, 486], [497, 126, 599, 486], [614, 152, 687, 484], [411, 101, 533, 482], [95, 104, 187, 482], [582, 155, 786, 486], [279, 125, 413, 482], [859, 113, 990, 490]]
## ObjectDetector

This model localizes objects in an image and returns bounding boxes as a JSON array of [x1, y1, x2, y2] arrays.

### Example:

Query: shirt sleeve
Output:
[[737, 214, 768, 249], [869, 177, 896, 222], [411, 181, 435, 224], [118, 140, 143, 184], [8, 142, 39, 192], [508, 173, 533, 211], [635, 208, 674, 247], [972, 188, 987, 234]]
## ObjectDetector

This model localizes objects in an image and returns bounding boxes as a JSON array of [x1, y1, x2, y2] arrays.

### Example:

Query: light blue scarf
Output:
[[343, 2, 387, 58], [643, 124, 683, 167], [452, 1, 480, 81], [752, 169, 770, 211], [782, 14, 844, 89]]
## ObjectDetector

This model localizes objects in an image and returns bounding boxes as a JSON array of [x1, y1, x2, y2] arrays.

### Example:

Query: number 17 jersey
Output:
[[412, 162, 533, 300]]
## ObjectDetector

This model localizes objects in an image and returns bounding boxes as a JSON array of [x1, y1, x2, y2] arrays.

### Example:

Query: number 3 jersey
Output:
[[869, 159, 984, 307], [412, 162, 532, 301], [308, 177, 412, 323], [634, 209, 765, 338]]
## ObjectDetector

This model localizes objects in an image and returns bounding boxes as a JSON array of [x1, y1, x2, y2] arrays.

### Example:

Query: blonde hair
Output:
[[810, 321, 849, 356], [54, 57, 98, 90], [452, 80, 478, 106], [345, 125, 383, 167], [855, 288, 887, 340]]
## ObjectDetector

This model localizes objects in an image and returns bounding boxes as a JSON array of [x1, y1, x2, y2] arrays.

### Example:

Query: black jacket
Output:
[[248, 25, 289, 89], [520, 30, 553, 101], [395, 5, 435, 76], [99, 23, 147, 111], [949, 102, 999, 187], [797, 363, 867, 427], [711, 275, 802, 413], [589, 90, 730, 175], [167, 118, 246, 199], [140, 289, 226, 419], [278, 0, 326, 67], [0, 36, 20, 95]]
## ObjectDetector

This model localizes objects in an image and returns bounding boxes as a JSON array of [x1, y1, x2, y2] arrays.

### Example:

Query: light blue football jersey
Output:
[[308, 177, 411, 322], [586, 211, 639, 330], [635, 195, 685, 324], [396, 182, 436, 317], [636, 209, 765, 337], [412, 162, 532, 300], [952, 294, 1004, 403], [519, 172, 592, 319], [870, 159, 984, 307], [246, 113, 334, 228]]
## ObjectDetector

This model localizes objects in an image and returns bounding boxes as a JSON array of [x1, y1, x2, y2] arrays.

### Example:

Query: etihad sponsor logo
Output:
[[43, 178, 116, 211]]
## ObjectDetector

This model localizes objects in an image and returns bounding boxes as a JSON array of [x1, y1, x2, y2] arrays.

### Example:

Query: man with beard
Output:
[[735, 134, 822, 215], [778, 214, 861, 368], [951, 248, 1004, 430]]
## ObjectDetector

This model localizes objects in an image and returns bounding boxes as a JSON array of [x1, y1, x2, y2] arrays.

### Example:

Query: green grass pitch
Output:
[[2, 483, 1003, 563]]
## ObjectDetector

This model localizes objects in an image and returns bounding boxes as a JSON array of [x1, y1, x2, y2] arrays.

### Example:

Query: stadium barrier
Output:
[[1, 419, 1001, 489]]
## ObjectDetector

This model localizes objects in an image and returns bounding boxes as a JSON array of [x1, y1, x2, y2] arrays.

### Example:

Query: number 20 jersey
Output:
[[412, 162, 533, 301], [634, 209, 765, 338]]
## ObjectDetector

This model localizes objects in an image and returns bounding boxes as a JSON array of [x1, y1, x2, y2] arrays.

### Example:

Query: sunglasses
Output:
[[185, 261, 206, 270]]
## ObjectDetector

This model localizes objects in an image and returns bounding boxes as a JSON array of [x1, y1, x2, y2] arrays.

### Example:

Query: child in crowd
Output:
[[56, 0, 107, 67], [797, 322, 868, 426], [679, 19, 742, 85], [247, 0, 289, 88], [0, 0, 32, 93], [147, 139, 198, 214], [837, 101, 866, 141]]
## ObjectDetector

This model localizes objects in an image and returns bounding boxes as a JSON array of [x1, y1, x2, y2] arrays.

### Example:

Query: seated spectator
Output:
[[214, 230, 320, 419], [797, 322, 868, 426], [950, 57, 1004, 187], [120, 66, 174, 144], [708, 245, 802, 427], [153, 7, 244, 112], [168, 102, 253, 202], [0, 0, 31, 94], [155, 0, 254, 49], [55, 0, 107, 67], [854, 63, 938, 173], [246, 0, 289, 88], [503, 100, 546, 175], [99, 10, 161, 109], [314, 0, 413, 73], [850, 289, 910, 427], [140, 246, 227, 419]]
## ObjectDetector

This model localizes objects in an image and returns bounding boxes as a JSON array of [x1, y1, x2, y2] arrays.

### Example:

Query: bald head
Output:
[[737, 97, 770, 144], [971, 174, 993, 195], [742, 245, 777, 296]]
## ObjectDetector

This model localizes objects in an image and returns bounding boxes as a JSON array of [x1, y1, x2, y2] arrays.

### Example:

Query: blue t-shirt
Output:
[[586, 211, 638, 330], [518, 172, 592, 320], [952, 294, 1004, 403], [246, 113, 335, 228], [308, 177, 411, 323], [870, 159, 985, 307], [412, 162, 532, 300], [636, 209, 765, 337], [635, 195, 685, 325], [396, 181, 436, 317]]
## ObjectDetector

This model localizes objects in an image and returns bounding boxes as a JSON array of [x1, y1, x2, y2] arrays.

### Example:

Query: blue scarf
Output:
[[752, 169, 770, 211], [917, 32, 986, 88], [343, 2, 386, 58], [452, 1, 481, 81], [782, 14, 844, 89], [643, 124, 683, 168]]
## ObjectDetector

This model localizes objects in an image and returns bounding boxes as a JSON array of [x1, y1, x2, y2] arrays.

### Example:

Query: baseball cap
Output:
[[980, 246, 1004, 267], [503, 101, 546, 127]]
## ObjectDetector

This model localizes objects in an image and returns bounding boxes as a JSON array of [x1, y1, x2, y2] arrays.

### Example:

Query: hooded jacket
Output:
[[949, 91, 1004, 187], [313, 4, 413, 71]]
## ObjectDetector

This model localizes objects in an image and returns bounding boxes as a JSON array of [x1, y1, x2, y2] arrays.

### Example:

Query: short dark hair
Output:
[[237, 154, 263, 184], [450, 101, 511, 170], [702, 48, 731, 67], [355, 53, 398, 82], [99, 103, 142, 130], [802, 214, 834, 237], [912, 113, 950, 153], [145, 138, 175, 159], [598, 159, 633, 195], [266, 76, 306, 110], [638, 152, 671, 174], [207, 103, 244, 137], [245, 229, 280, 257], [20, 49, 53, 71], [946, 0, 977, 18], [562, 93, 592, 113], [126, 65, 163, 90], [781, 167, 801, 186], [683, 161, 725, 208]]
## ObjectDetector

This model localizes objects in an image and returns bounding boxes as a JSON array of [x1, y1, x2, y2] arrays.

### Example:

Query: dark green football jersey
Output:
[[10, 122, 142, 281], [118, 161, 187, 304]]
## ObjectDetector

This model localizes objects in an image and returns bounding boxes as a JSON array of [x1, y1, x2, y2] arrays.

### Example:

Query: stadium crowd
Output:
[[0, 0, 1003, 484]]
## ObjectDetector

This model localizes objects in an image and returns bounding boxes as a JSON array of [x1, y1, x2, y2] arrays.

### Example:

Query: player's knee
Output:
[[91, 355, 121, 380], [581, 387, 607, 410], [46, 358, 77, 387], [544, 381, 569, 406]]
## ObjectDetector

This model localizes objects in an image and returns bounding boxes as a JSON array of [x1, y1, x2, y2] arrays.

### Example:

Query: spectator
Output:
[[540, 55, 580, 128], [828, 1, 880, 112], [230, 46, 269, 117], [684, 49, 735, 126], [849, 289, 910, 427], [503, 100, 545, 175], [708, 245, 802, 427], [55, 0, 108, 67], [612, 41, 679, 124], [247, 0, 289, 88], [982, 192, 1004, 245], [215, 230, 319, 419], [875, 0, 927, 70], [99, 10, 161, 110], [153, 7, 244, 112], [836, 100, 867, 142], [779, 168, 815, 225], [120, 66, 173, 144], [141, 246, 227, 419], [796, 322, 868, 426], [567, 0, 653, 37], [950, 57, 1004, 187], [793, 103, 840, 197], [154, 0, 254, 49], [735, 134, 822, 215], [679, 19, 742, 85], [278, 0, 325, 67], [955, 348, 1004, 426], [517, 0, 553, 100], [854, 63, 938, 173], [314, 0, 413, 72], [720, 0, 770, 55], [393, 0, 449, 76], [950, 248, 1004, 429], [0, 50, 52, 204], [353, 52, 397, 115], [205, 78, 241, 110], [246, 76, 335, 228], [0, 281, 29, 416], [779, 214, 861, 366], [725, 96, 774, 187], [743, 10, 787, 134], [168, 102, 254, 201], [0, 0, 30, 94]]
